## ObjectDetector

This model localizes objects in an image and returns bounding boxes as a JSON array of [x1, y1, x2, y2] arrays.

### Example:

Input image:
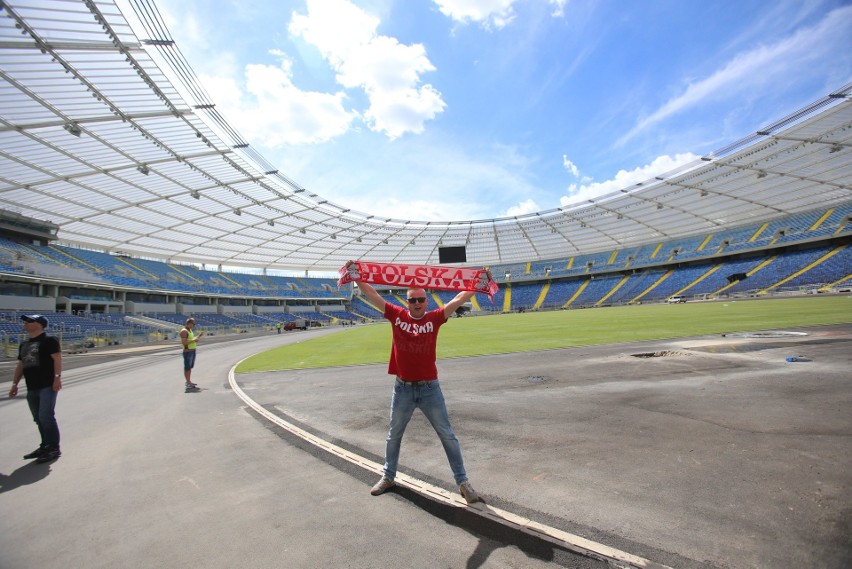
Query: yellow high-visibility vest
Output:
[[181, 327, 198, 350]]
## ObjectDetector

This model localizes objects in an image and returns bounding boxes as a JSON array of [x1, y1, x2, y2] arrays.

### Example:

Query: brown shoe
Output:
[[370, 476, 395, 496], [459, 481, 482, 504]]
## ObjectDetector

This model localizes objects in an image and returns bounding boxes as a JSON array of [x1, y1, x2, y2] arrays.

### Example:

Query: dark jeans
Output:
[[26, 386, 60, 449]]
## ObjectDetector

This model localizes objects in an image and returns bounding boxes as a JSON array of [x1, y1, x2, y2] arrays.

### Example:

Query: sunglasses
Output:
[[407, 297, 427, 304]]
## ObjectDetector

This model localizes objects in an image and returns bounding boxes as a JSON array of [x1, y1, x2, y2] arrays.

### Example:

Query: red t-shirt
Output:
[[383, 303, 447, 381]]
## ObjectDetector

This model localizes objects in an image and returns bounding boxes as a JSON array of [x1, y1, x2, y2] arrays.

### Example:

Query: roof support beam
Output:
[[0, 110, 196, 133]]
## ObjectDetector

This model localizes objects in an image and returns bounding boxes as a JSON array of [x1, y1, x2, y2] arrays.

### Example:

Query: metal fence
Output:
[[0, 323, 282, 358]]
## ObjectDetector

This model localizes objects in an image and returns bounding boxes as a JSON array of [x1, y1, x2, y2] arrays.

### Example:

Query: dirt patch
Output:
[[631, 350, 694, 358]]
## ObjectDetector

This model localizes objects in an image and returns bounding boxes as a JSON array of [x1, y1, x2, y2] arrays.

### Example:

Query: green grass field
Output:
[[236, 296, 852, 373]]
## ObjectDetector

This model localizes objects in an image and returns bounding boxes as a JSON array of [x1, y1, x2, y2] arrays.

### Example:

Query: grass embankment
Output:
[[236, 296, 851, 373]]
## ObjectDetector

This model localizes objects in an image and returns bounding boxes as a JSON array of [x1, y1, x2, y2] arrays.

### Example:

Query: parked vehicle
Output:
[[283, 319, 307, 331], [667, 295, 687, 304]]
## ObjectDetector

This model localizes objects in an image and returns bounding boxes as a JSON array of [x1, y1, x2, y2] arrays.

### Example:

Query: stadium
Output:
[[1, 1, 850, 569]]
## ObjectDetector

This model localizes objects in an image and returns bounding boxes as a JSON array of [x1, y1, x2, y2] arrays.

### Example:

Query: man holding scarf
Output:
[[346, 260, 485, 504]]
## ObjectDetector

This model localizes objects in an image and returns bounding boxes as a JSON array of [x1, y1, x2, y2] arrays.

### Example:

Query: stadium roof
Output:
[[1, 0, 851, 272]]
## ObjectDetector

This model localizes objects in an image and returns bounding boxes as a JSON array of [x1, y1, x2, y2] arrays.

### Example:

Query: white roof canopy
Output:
[[1, 0, 850, 271]]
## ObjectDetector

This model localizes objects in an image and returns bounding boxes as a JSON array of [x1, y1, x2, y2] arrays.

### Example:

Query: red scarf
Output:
[[338, 261, 498, 301]]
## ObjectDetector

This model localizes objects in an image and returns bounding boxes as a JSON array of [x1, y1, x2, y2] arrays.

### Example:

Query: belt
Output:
[[395, 377, 435, 387]]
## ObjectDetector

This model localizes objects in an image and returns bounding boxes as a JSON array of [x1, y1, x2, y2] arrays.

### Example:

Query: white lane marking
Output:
[[229, 362, 672, 569]]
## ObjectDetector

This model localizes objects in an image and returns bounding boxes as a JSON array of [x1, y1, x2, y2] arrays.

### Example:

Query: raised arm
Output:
[[355, 280, 387, 311], [443, 290, 475, 320], [442, 267, 491, 319], [346, 260, 387, 310]]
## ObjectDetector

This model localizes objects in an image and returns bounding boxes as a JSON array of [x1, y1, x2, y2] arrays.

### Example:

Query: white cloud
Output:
[[562, 155, 579, 178], [363, 84, 446, 138], [289, 0, 378, 61], [432, 0, 567, 28], [503, 198, 541, 217], [617, 5, 852, 147], [549, 0, 568, 18], [290, 0, 445, 139], [432, 0, 518, 29], [560, 153, 699, 206], [200, 58, 354, 146]]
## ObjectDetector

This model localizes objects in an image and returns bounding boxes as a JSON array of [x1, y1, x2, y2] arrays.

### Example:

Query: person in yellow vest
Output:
[[179, 317, 204, 392]]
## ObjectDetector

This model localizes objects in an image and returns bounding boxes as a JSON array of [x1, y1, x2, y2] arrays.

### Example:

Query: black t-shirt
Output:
[[18, 333, 61, 390]]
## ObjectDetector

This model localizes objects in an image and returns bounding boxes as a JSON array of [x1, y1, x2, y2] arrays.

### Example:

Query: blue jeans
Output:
[[383, 378, 468, 485], [26, 386, 60, 449]]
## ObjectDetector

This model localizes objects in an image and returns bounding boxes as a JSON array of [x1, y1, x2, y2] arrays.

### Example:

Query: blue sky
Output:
[[130, 0, 852, 222]]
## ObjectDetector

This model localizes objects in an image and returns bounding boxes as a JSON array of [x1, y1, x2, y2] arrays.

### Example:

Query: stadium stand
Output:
[[0, 232, 849, 352], [2, 229, 849, 321]]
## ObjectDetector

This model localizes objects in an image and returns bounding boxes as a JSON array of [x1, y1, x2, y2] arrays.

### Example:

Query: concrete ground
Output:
[[1, 323, 850, 569]]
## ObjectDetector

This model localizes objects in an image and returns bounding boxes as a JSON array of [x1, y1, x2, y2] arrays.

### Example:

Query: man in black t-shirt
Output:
[[8, 314, 63, 463]]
